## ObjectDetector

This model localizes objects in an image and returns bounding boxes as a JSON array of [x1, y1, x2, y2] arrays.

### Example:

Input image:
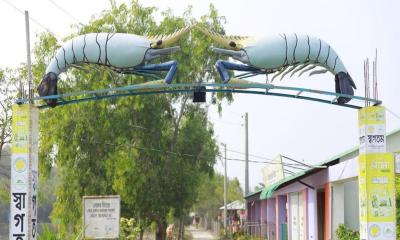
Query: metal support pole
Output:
[[222, 143, 227, 234], [244, 112, 249, 196], [25, 11, 33, 102]]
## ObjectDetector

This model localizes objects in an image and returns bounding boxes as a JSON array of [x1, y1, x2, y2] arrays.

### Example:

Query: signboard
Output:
[[262, 154, 285, 187], [83, 195, 121, 239], [358, 106, 396, 240], [10, 104, 38, 240], [358, 153, 396, 239], [358, 106, 386, 154]]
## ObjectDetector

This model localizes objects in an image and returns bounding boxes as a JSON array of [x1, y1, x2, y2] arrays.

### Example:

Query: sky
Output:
[[0, 0, 399, 192]]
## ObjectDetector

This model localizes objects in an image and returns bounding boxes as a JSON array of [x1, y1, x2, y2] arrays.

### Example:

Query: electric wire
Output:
[[46, 0, 84, 25], [209, 118, 243, 126], [0, 137, 308, 169], [1, 127, 311, 169], [1, 0, 61, 39], [386, 107, 400, 121]]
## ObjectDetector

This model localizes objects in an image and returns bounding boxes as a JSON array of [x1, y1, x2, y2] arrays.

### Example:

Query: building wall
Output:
[[307, 188, 318, 240], [387, 130, 400, 152], [273, 170, 328, 197], [343, 179, 359, 231], [331, 182, 344, 240], [276, 196, 287, 240], [267, 199, 276, 239], [328, 157, 358, 182], [261, 199, 267, 238]]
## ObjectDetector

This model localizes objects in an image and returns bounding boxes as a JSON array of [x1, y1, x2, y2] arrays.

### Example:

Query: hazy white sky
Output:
[[0, 0, 399, 192]]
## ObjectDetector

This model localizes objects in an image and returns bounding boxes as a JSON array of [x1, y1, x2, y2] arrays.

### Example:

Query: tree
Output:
[[0, 67, 22, 204], [0, 68, 20, 159], [396, 175, 400, 240], [34, 1, 227, 239], [194, 173, 244, 221]]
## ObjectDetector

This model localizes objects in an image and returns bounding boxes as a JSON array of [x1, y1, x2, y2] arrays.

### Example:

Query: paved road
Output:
[[187, 226, 217, 240]]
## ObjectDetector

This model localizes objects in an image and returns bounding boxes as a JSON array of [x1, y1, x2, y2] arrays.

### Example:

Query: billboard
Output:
[[262, 154, 285, 187], [358, 106, 396, 240], [10, 104, 38, 240], [358, 153, 396, 239]]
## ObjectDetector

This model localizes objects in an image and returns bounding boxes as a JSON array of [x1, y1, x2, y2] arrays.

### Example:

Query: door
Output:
[[289, 192, 305, 240], [317, 191, 326, 240]]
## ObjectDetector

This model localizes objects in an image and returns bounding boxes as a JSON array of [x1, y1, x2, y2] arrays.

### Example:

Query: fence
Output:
[[209, 219, 280, 239], [244, 221, 277, 240]]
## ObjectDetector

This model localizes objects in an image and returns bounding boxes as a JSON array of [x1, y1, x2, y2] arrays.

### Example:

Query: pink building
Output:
[[245, 128, 400, 240]]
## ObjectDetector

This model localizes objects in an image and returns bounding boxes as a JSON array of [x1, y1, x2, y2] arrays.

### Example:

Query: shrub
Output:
[[38, 225, 58, 240], [119, 217, 141, 240], [336, 224, 360, 240]]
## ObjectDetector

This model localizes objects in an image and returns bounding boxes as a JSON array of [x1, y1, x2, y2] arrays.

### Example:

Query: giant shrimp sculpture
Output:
[[38, 27, 191, 107], [199, 28, 356, 104]]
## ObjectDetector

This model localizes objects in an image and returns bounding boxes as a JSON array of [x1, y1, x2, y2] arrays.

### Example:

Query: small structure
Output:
[[219, 200, 245, 233]]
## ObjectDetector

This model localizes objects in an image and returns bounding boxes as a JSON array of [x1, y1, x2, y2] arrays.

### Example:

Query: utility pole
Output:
[[222, 143, 227, 233], [25, 11, 33, 102], [244, 112, 249, 196]]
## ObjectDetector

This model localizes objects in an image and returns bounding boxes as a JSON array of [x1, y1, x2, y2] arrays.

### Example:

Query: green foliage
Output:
[[396, 175, 400, 240], [0, 67, 21, 205], [38, 225, 58, 240], [37, 224, 84, 240], [335, 224, 360, 240], [0, 67, 20, 156], [120, 218, 142, 239], [195, 173, 243, 219], [33, 0, 227, 238]]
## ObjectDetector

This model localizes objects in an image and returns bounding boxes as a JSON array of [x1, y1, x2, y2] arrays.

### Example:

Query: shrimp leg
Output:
[[215, 60, 261, 83], [131, 60, 178, 84]]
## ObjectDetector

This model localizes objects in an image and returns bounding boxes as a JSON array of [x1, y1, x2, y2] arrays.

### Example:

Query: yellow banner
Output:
[[11, 105, 31, 154], [359, 153, 395, 222], [358, 106, 385, 127]]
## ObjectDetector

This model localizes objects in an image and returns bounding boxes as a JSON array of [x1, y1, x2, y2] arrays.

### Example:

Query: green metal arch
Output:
[[15, 83, 381, 109]]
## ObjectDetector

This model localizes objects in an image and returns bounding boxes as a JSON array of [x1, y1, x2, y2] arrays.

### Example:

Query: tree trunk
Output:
[[178, 216, 184, 240], [155, 220, 167, 240], [139, 227, 144, 240], [180, 217, 185, 240]]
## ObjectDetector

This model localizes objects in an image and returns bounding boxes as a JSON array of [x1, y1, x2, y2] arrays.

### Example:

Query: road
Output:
[[187, 226, 217, 240]]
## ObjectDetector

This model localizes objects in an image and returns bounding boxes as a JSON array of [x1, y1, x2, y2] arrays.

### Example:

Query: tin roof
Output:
[[219, 200, 245, 210]]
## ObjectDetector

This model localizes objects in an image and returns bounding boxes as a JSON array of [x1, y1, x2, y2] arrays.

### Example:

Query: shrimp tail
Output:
[[37, 72, 58, 107], [335, 71, 357, 104]]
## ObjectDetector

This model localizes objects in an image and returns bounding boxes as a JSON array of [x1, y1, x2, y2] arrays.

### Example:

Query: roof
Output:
[[219, 200, 245, 210], [260, 128, 400, 199], [244, 190, 262, 199], [260, 160, 337, 199]]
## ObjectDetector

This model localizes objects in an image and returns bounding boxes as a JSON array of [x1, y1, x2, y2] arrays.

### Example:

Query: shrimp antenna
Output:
[[195, 26, 255, 50], [146, 26, 192, 49]]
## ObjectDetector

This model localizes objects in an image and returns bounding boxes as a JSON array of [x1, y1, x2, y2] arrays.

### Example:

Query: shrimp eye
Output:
[[157, 40, 163, 46], [229, 41, 237, 48]]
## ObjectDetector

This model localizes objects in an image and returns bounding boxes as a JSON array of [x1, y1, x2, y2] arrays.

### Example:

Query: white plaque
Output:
[[83, 195, 120, 239]]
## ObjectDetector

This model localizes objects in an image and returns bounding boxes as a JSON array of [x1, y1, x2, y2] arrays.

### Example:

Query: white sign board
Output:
[[83, 195, 120, 239], [262, 155, 285, 187]]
